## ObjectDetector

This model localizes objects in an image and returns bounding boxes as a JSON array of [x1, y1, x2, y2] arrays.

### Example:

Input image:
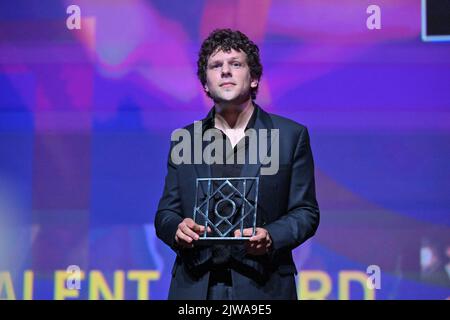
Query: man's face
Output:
[[204, 48, 258, 104]]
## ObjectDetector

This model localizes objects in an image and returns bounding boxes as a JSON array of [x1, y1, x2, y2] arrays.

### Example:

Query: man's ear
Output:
[[204, 84, 209, 92], [250, 79, 258, 88]]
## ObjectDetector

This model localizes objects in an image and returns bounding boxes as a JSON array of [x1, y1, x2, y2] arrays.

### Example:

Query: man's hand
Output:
[[234, 227, 272, 256], [175, 218, 211, 249]]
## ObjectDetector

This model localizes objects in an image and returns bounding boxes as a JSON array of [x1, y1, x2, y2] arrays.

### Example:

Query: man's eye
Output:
[[232, 62, 241, 67], [211, 64, 221, 69]]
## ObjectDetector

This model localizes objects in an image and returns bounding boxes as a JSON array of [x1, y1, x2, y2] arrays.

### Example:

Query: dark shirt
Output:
[[203, 106, 257, 265]]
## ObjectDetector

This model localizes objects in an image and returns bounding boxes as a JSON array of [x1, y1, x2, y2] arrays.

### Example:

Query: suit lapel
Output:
[[194, 108, 214, 196], [237, 105, 274, 198]]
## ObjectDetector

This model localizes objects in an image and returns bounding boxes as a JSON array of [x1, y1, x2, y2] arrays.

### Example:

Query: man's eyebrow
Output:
[[208, 56, 243, 64]]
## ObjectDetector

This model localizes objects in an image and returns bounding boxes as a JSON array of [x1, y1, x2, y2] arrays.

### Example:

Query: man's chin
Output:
[[213, 94, 250, 106], [215, 94, 237, 101]]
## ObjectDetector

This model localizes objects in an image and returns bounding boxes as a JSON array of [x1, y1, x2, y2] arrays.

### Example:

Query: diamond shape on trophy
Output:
[[193, 177, 259, 245]]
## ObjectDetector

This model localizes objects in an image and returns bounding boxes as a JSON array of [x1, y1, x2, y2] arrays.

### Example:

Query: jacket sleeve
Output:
[[265, 126, 320, 251], [154, 142, 184, 252]]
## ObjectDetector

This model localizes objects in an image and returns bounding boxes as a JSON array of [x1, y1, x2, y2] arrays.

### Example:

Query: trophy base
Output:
[[194, 237, 250, 246]]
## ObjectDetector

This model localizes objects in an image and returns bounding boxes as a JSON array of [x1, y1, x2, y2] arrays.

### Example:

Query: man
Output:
[[155, 29, 320, 300]]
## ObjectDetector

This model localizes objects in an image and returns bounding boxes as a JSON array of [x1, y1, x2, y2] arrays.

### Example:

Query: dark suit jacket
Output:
[[155, 104, 320, 300]]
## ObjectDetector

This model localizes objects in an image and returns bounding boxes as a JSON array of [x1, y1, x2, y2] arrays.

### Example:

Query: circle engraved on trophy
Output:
[[214, 198, 236, 220]]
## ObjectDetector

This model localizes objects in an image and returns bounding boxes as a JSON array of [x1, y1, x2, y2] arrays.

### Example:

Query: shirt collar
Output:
[[203, 103, 258, 132]]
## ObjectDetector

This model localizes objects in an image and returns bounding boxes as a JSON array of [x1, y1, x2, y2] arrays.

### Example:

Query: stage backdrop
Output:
[[1, 0, 449, 299]]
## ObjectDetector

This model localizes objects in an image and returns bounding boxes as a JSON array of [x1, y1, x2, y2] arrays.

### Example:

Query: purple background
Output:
[[0, 0, 449, 299]]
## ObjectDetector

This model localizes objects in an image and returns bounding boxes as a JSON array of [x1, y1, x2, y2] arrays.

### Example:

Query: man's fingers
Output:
[[250, 233, 265, 242], [184, 219, 209, 235], [192, 223, 205, 233], [235, 228, 255, 238], [250, 228, 267, 241], [175, 231, 194, 247], [176, 230, 192, 243], [243, 229, 272, 255], [256, 243, 265, 249], [198, 226, 210, 236], [183, 218, 195, 228], [244, 228, 270, 254], [181, 218, 208, 236], [181, 224, 199, 241]]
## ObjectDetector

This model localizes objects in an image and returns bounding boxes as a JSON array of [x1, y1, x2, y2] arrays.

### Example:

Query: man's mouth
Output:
[[220, 82, 236, 87]]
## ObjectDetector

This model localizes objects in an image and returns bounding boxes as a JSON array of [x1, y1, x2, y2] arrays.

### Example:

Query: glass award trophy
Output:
[[193, 177, 259, 245]]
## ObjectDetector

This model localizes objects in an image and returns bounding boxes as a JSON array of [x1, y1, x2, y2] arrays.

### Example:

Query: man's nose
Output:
[[221, 63, 231, 77]]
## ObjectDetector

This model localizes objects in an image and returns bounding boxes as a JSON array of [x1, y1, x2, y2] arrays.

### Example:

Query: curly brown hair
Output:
[[197, 29, 263, 100]]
